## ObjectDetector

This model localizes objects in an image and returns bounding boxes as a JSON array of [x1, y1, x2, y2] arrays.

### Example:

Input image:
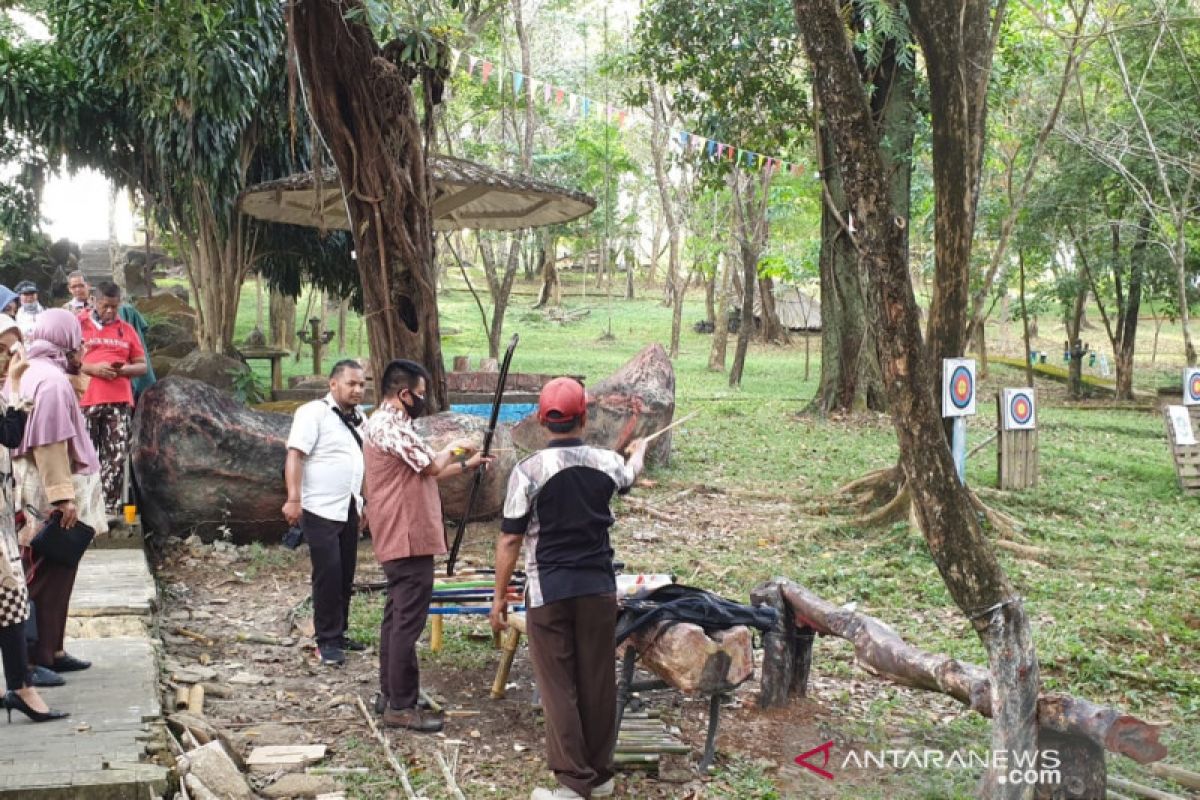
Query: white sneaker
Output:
[[592, 778, 615, 796], [529, 787, 583, 800]]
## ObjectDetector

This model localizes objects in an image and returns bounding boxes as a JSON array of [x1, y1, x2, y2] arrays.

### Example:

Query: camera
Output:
[[282, 525, 304, 549]]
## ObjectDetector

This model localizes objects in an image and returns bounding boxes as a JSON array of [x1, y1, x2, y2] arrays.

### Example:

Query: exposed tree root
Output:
[[830, 464, 1040, 557]]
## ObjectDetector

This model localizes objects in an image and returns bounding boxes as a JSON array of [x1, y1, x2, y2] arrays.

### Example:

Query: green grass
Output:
[[222, 274, 1197, 795]]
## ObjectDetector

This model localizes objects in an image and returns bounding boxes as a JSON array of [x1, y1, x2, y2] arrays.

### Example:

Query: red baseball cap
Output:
[[538, 377, 588, 423]]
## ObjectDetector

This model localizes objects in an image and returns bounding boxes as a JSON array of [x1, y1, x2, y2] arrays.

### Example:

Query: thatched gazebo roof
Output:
[[239, 154, 595, 232]]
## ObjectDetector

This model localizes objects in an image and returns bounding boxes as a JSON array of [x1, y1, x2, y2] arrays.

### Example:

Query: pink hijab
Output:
[[15, 309, 99, 474]]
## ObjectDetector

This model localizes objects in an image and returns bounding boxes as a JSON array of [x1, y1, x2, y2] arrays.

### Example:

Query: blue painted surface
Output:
[[451, 403, 537, 423]]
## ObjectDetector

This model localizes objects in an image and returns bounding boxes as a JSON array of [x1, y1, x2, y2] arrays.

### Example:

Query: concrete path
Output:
[[0, 547, 169, 798]]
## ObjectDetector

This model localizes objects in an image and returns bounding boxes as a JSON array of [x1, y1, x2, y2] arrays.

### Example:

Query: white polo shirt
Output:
[[286, 394, 365, 522]]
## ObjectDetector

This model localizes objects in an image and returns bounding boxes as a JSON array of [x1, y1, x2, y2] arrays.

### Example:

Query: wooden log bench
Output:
[[490, 610, 755, 772]]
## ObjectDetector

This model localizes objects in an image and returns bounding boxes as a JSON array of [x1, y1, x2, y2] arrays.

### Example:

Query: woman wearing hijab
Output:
[[0, 285, 18, 319], [13, 309, 107, 684], [0, 314, 66, 721]]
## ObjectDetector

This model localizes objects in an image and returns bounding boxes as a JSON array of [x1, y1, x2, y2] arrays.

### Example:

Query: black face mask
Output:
[[402, 393, 427, 419]]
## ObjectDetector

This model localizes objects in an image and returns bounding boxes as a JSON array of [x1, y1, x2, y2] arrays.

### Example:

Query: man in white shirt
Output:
[[62, 271, 94, 313], [282, 359, 367, 666], [14, 281, 44, 338]]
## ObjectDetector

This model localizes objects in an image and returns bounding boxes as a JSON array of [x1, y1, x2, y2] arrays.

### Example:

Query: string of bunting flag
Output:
[[447, 46, 807, 178]]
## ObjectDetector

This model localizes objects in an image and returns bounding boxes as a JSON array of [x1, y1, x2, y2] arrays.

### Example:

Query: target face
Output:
[[1002, 388, 1037, 431], [1185, 368, 1200, 406], [942, 359, 977, 417]]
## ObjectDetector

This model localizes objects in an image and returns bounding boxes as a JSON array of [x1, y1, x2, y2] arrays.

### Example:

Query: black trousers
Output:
[[0, 622, 28, 691], [303, 504, 358, 648], [527, 593, 618, 798], [378, 555, 433, 711]]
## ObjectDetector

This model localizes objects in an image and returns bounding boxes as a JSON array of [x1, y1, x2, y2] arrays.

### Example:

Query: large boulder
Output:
[[133, 378, 291, 543], [170, 350, 250, 393], [511, 344, 676, 464], [414, 412, 519, 521], [137, 292, 198, 351]]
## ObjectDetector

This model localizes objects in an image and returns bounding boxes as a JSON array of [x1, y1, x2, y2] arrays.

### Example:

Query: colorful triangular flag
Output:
[[481, 61, 494, 83], [514, 71, 524, 93]]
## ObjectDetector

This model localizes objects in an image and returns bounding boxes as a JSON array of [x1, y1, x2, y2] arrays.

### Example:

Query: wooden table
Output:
[[239, 347, 290, 397]]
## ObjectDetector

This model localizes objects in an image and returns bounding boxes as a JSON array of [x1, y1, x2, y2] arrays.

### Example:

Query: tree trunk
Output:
[[1115, 215, 1149, 401], [181, 197, 252, 353], [709, 255, 731, 372], [291, 0, 447, 409], [908, 0, 999, 384], [480, 236, 521, 360], [625, 244, 636, 301], [976, 320, 988, 377], [533, 233, 561, 309], [757, 276, 789, 345], [793, 5, 1038, 798], [729, 168, 771, 388], [1019, 250, 1034, 389], [704, 267, 717, 327], [669, 268, 693, 359], [108, 184, 125, 290], [811, 24, 910, 414], [269, 288, 297, 352], [1066, 281, 1087, 400], [649, 85, 682, 310]]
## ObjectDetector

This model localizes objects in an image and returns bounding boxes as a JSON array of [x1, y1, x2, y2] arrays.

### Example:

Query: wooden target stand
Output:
[[996, 389, 1038, 490], [1164, 405, 1200, 496]]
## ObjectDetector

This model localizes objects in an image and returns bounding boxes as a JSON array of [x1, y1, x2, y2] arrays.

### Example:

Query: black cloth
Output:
[[0, 621, 28, 692], [303, 503, 358, 648], [378, 555, 433, 710], [0, 408, 27, 448], [614, 584, 778, 645]]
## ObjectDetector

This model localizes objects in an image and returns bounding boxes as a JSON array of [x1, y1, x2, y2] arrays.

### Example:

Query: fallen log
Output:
[[769, 578, 1167, 765], [616, 621, 753, 694]]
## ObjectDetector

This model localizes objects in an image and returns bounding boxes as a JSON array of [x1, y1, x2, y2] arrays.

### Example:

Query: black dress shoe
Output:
[[50, 654, 91, 672], [3, 691, 69, 723], [340, 636, 367, 652], [27, 666, 64, 687]]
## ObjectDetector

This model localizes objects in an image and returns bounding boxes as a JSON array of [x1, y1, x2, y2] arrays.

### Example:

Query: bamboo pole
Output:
[[430, 615, 444, 652], [1147, 763, 1200, 791], [1108, 776, 1188, 800], [353, 695, 418, 800], [187, 684, 205, 716]]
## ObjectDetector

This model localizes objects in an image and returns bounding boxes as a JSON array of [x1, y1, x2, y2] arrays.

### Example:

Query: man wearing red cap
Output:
[[489, 377, 647, 800]]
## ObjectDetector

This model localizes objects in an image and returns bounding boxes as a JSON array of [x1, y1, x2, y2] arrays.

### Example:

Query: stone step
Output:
[[69, 549, 157, 618], [0, 638, 168, 798]]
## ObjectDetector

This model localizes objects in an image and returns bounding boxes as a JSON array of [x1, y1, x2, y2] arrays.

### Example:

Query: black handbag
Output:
[[27, 507, 95, 567]]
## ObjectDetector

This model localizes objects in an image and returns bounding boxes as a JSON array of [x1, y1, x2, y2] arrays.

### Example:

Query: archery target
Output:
[[1185, 368, 1200, 406], [942, 359, 977, 417], [1002, 388, 1037, 431]]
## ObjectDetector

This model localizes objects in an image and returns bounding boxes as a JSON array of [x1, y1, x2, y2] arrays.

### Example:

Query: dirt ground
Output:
[[153, 502, 994, 800]]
